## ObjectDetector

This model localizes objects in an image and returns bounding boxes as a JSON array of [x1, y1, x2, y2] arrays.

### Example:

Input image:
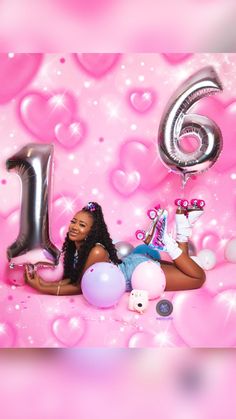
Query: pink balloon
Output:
[[199, 230, 220, 250], [74, 53, 120, 78], [111, 139, 168, 195], [162, 54, 193, 65], [9, 249, 56, 266], [173, 289, 236, 346], [128, 331, 153, 347], [55, 121, 86, 148], [56, 0, 112, 15], [128, 327, 186, 348], [37, 261, 64, 282], [51, 195, 82, 245], [0, 321, 16, 347], [196, 97, 236, 171], [0, 53, 43, 104], [198, 230, 225, 263], [52, 315, 86, 347], [6, 265, 25, 286], [204, 262, 236, 294], [0, 210, 20, 279], [131, 261, 166, 299], [111, 169, 140, 196], [18, 295, 52, 347], [19, 91, 76, 141], [128, 89, 156, 113]]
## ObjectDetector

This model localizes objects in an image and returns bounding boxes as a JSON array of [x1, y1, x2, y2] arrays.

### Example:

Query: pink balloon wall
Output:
[[1, 53, 236, 262], [0, 53, 236, 347]]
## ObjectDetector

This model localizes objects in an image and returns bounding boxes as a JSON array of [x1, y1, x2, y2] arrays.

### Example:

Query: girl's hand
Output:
[[24, 265, 41, 290]]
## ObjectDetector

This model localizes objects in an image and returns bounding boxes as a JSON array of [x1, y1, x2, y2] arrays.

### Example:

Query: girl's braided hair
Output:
[[62, 202, 122, 284]]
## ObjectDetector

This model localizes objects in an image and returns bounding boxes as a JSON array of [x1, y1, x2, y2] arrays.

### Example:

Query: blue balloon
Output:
[[132, 244, 161, 261]]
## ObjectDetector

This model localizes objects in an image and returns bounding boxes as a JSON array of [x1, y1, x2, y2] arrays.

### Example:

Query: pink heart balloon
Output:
[[119, 140, 168, 190], [162, 54, 193, 65], [74, 53, 120, 78], [196, 97, 236, 171], [129, 89, 156, 113], [128, 332, 153, 348], [19, 92, 76, 141], [52, 316, 86, 347], [55, 121, 86, 148], [173, 289, 236, 347], [204, 263, 236, 294], [111, 169, 140, 196], [0, 53, 43, 104]]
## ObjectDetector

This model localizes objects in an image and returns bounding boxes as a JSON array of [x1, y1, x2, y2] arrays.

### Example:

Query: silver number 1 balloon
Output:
[[6, 143, 60, 266], [158, 66, 223, 184]]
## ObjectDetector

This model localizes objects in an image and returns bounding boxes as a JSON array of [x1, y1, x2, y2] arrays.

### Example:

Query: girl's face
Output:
[[68, 211, 94, 244]]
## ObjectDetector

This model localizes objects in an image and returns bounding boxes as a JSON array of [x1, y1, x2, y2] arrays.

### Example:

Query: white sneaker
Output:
[[176, 209, 204, 242], [187, 209, 204, 226]]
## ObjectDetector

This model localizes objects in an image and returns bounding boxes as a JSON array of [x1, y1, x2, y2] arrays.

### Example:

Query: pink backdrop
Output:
[[0, 53, 236, 347]]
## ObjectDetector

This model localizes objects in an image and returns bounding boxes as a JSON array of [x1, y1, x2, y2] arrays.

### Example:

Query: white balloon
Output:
[[190, 256, 203, 268], [224, 238, 236, 263], [197, 249, 217, 270]]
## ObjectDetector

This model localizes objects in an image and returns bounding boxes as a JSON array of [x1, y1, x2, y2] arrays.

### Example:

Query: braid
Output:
[[62, 202, 122, 284]]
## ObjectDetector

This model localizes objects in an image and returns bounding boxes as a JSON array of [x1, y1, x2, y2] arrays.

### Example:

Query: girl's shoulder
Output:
[[92, 243, 110, 261], [94, 242, 106, 250]]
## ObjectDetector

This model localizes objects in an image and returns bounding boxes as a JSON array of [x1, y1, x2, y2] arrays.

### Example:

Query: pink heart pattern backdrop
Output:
[[0, 52, 236, 347]]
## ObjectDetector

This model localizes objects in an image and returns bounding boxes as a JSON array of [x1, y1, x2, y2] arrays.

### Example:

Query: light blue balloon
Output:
[[81, 262, 126, 308]]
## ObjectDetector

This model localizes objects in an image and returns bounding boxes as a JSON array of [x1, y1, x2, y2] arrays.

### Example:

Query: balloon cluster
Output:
[[80, 242, 164, 308], [4, 64, 232, 311]]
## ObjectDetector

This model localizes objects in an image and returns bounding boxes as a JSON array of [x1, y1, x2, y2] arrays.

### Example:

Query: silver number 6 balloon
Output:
[[6, 143, 60, 267], [158, 66, 223, 184]]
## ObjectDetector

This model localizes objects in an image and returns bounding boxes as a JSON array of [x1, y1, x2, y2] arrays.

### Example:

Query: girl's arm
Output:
[[25, 266, 82, 295], [37, 277, 71, 287], [24, 245, 109, 296]]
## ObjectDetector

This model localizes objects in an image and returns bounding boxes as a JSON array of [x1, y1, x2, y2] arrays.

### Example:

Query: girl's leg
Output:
[[164, 239, 206, 291], [160, 261, 205, 291], [162, 232, 205, 280], [173, 241, 205, 279]]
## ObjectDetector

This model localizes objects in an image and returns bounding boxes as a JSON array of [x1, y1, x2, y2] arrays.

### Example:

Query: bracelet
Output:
[[56, 280, 62, 296]]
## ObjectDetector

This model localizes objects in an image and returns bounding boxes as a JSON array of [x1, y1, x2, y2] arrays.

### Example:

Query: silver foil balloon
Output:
[[6, 143, 60, 266], [158, 66, 223, 183], [115, 241, 134, 260]]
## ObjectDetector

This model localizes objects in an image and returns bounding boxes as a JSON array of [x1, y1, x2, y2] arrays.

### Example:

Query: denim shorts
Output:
[[118, 253, 160, 292]]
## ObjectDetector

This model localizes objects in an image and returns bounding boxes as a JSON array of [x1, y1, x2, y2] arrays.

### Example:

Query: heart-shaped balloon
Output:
[[111, 169, 140, 196], [196, 97, 236, 171], [0, 53, 43, 104], [52, 315, 86, 347], [19, 92, 76, 141], [119, 140, 168, 190], [74, 53, 120, 78], [162, 54, 192, 65], [204, 262, 236, 294], [129, 89, 156, 113], [173, 289, 236, 347], [55, 121, 86, 148]]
